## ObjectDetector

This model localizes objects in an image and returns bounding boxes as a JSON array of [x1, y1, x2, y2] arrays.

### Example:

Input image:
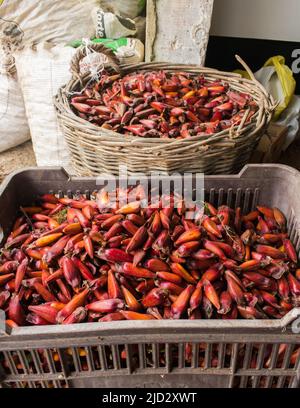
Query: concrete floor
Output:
[[0, 138, 299, 183], [0, 141, 36, 182]]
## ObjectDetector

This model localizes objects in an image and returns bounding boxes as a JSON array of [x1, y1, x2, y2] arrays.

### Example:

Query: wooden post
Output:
[[146, 0, 214, 65]]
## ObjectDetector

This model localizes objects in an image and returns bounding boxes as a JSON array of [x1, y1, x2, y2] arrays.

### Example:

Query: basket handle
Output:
[[235, 54, 277, 112], [235, 55, 257, 81], [70, 42, 122, 81]]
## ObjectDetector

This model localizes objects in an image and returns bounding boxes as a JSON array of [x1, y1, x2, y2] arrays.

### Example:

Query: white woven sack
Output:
[[0, 50, 30, 153], [99, 0, 146, 19], [0, 0, 98, 50], [14, 44, 76, 170]]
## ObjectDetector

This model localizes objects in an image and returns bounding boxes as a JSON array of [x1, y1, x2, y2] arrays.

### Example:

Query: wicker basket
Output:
[[54, 44, 275, 176]]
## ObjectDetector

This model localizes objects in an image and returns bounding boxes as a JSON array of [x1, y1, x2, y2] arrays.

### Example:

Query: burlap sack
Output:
[[0, 0, 98, 50]]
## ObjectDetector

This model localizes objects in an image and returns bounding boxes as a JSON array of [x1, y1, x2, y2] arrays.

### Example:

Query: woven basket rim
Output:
[[54, 63, 275, 146]]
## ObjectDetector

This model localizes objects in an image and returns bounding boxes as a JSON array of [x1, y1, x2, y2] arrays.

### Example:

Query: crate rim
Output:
[[1, 309, 300, 340], [1, 163, 300, 190]]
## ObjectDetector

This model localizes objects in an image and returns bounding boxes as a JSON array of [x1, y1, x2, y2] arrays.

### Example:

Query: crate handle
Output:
[[286, 308, 300, 333]]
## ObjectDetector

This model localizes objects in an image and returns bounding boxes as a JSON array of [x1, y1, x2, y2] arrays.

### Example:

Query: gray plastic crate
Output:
[[0, 165, 300, 389]]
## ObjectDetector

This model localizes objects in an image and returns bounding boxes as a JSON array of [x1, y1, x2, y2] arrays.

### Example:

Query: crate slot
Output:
[[70, 347, 82, 373], [256, 344, 267, 370], [242, 344, 253, 370], [191, 343, 199, 369], [44, 349, 57, 374], [294, 233, 300, 254], [226, 188, 233, 207], [84, 190, 91, 200], [251, 344, 266, 388], [276, 376, 288, 388], [228, 343, 239, 388], [238, 373, 248, 389], [182, 343, 190, 368], [137, 343, 163, 369], [97, 345, 108, 371], [293, 347, 300, 375], [204, 343, 212, 369], [252, 188, 260, 210], [124, 344, 133, 374], [217, 189, 225, 207], [138, 344, 146, 369], [45, 379, 67, 389], [88, 346, 100, 370], [287, 211, 297, 241], [264, 344, 279, 388], [58, 349, 72, 379], [123, 344, 139, 371], [242, 189, 252, 214], [271, 376, 280, 388], [217, 343, 226, 369], [1, 352, 16, 375], [52, 349, 63, 373], [281, 344, 295, 370], [211, 344, 219, 368], [144, 343, 155, 368], [78, 347, 89, 371], [105, 346, 115, 370], [177, 343, 185, 368], [222, 344, 233, 369], [259, 376, 267, 388], [111, 345, 121, 370], [204, 188, 260, 213], [208, 188, 216, 206], [30, 350, 43, 375], [271, 344, 287, 369], [13, 352, 24, 374], [151, 343, 159, 369], [234, 188, 243, 209], [84, 347, 95, 372], [289, 374, 299, 388], [17, 351, 35, 388], [2, 381, 24, 389]]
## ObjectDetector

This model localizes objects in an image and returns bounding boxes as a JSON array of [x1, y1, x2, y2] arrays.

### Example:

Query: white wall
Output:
[[211, 0, 300, 42]]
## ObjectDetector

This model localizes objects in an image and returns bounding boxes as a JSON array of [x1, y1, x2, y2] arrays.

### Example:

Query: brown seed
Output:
[[171, 285, 195, 319], [203, 280, 220, 310]]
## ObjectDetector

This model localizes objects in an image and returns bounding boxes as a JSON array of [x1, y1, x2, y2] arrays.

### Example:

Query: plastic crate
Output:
[[0, 165, 300, 389]]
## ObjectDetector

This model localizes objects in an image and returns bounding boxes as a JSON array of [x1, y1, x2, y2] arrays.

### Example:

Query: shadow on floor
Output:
[[279, 139, 300, 171]]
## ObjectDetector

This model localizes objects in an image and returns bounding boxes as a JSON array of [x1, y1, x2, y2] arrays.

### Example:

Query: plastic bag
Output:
[[276, 95, 300, 150], [236, 56, 298, 149], [256, 56, 296, 120], [69, 38, 144, 65], [237, 56, 296, 120], [99, 0, 146, 19], [92, 7, 136, 39]]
